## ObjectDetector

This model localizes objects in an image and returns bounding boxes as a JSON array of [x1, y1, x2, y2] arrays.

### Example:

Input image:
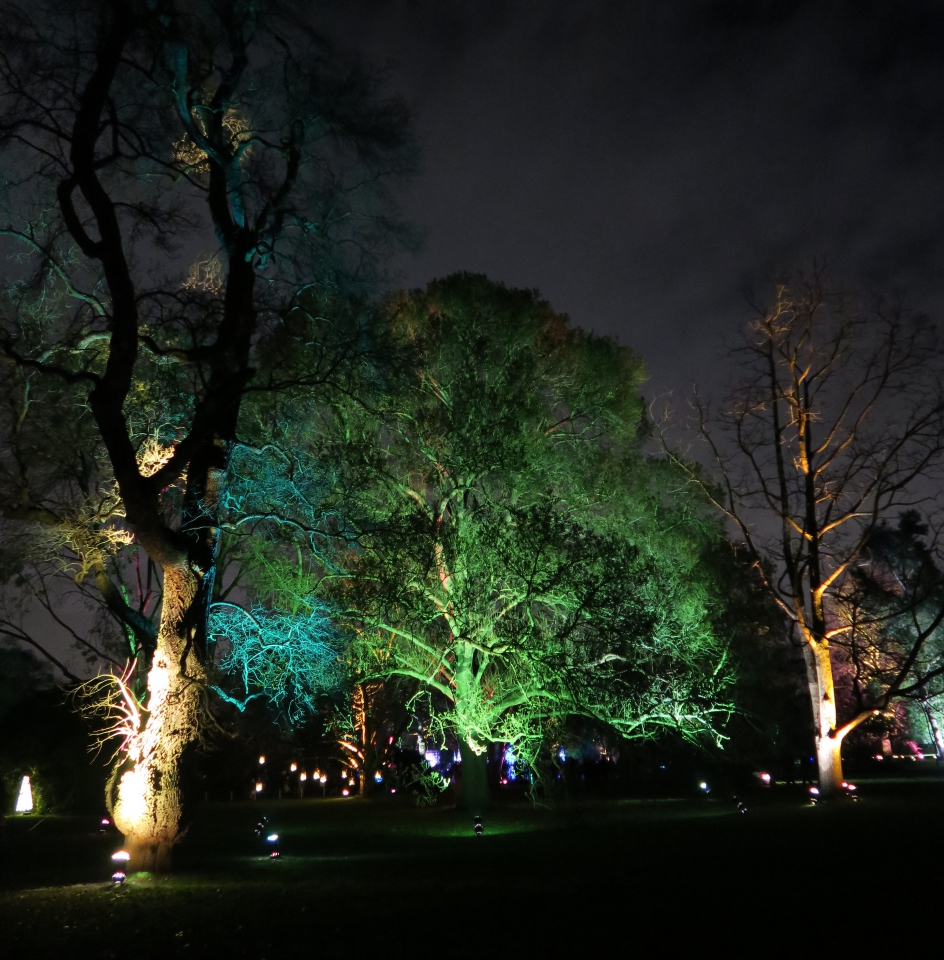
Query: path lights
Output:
[[259, 755, 266, 765], [111, 849, 130, 884], [342, 788, 350, 797], [100, 817, 111, 833], [255, 782, 264, 795], [299, 772, 307, 781], [266, 833, 280, 858], [809, 786, 820, 805], [474, 816, 484, 837], [290, 763, 297, 772]]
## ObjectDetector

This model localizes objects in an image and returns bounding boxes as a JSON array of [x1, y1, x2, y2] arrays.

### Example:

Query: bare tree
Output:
[[0, 0, 412, 868], [666, 277, 944, 795]]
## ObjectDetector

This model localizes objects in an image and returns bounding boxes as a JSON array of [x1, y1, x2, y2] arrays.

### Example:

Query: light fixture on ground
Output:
[[474, 816, 483, 837], [15, 775, 33, 813], [266, 833, 280, 858], [111, 849, 131, 883]]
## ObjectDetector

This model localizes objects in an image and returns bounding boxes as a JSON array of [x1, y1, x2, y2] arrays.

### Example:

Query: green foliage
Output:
[[312, 274, 735, 756]]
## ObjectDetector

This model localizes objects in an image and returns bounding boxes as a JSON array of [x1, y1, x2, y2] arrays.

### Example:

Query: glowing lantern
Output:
[[299, 772, 307, 782], [259, 755, 266, 765], [255, 782, 264, 793], [290, 763, 297, 772], [15, 775, 33, 813]]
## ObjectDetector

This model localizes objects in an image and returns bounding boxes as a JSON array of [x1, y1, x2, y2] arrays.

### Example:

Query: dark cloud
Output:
[[323, 0, 944, 401]]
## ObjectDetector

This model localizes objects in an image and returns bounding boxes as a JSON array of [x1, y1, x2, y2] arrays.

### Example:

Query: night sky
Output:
[[327, 0, 944, 402]]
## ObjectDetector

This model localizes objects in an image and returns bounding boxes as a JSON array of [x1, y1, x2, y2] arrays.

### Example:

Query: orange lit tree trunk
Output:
[[111, 566, 205, 872]]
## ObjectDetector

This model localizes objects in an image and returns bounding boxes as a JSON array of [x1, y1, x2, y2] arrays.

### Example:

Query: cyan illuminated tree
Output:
[[670, 277, 944, 795], [0, 0, 412, 868], [314, 275, 733, 809]]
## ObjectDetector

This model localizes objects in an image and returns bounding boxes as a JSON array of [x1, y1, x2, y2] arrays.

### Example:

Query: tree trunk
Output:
[[453, 642, 490, 811], [806, 641, 844, 796], [923, 700, 944, 761], [458, 737, 490, 812], [111, 565, 206, 873]]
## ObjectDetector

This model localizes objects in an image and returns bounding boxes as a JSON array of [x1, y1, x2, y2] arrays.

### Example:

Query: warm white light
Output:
[[300, 772, 307, 781], [290, 763, 297, 772], [111, 850, 131, 862], [320, 776, 327, 784], [15, 775, 33, 813], [259, 755, 266, 765], [255, 782, 264, 793], [342, 788, 350, 797], [699, 782, 708, 791]]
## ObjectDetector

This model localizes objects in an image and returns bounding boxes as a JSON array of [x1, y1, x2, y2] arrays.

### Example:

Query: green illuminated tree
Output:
[[313, 275, 733, 809], [0, 0, 412, 868]]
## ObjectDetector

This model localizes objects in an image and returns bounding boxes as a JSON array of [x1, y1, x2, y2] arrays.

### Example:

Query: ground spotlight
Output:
[[111, 849, 131, 884]]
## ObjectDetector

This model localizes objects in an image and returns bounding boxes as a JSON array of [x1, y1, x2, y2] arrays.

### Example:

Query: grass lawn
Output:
[[2, 780, 942, 958]]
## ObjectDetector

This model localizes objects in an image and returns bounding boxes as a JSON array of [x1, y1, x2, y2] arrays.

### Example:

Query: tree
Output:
[[835, 512, 944, 759], [670, 277, 944, 795], [314, 274, 733, 810], [0, 0, 412, 868]]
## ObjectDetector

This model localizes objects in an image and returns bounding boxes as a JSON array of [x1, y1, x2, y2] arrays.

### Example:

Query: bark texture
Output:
[[111, 566, 206, 872]]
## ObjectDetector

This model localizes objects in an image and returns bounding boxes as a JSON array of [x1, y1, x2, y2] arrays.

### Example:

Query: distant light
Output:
[[342, 788, 350, 797], [101, 817, 110, 826], [290, 763, 297, 772], [300, 772, 307, 782], [320, 776, 327, 784], [809, 786, 820, 795], [760, 772, 771, 783], [424, 750, 440, 768], [699, 782, 709, 791], [845, 783, 856, 791], [558, 748, 567, 762], [266, 834, 279, 842], [874, 754, 883, 761], [15, 775, 33, 813], [111, 850, 131, 862], [255, 782, 264, 793], [259, 755, 266, 765], [390, 788, 396, 794], [112, 870, 127, 884], [374, 771, 383, 783]]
